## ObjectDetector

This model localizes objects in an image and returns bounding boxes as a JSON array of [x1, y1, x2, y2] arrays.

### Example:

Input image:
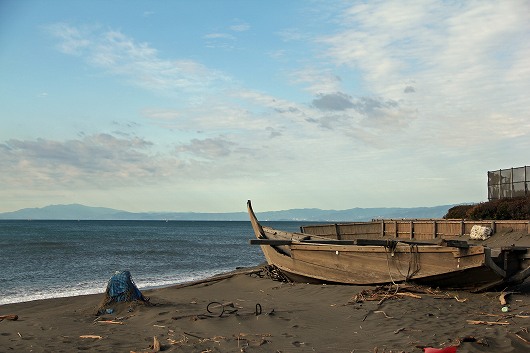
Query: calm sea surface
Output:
[[0, 220, 303, 305]]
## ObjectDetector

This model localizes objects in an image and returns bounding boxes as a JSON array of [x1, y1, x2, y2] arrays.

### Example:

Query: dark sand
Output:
[[1, 266, 529, 353]]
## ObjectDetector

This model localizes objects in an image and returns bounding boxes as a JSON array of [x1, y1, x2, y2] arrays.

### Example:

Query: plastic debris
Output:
[[424, 346, 458, 353]]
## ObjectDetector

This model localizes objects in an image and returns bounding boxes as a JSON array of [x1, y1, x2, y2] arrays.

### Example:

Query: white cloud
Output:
[[203, 32, 235, 40], [317, 0, 530, 146], [289, 67, 342, 95], [47, 24, 231, 95], [229, 23, 250, 32], [46, 22, 92, 55]]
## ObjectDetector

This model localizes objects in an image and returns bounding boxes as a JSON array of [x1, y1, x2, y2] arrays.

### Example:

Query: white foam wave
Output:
[[0, 268, 235, 305]]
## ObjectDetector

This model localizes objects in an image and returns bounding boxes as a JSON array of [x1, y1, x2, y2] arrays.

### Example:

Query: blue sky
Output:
[[1, 0, 529, 213]]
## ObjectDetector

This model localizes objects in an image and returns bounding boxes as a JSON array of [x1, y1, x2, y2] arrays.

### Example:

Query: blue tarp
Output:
[[105, 271, 144, 302]]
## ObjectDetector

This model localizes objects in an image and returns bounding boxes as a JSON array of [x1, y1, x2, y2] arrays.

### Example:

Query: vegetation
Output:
[[444, 196, 530, 220]]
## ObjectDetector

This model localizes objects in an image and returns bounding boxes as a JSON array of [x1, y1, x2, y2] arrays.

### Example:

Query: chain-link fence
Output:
[[488, 166, 529, 200]]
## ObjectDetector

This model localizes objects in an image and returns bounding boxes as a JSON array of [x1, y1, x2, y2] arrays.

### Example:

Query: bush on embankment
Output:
[[444, 196, 530, 220]]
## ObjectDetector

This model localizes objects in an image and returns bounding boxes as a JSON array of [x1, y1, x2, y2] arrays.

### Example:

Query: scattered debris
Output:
[[350, 283, 470, 305], [254, 265, 292, 283], [130, 336, 163, 353], [152, 336, 161, 352], [173, 301, 268, 321], [511, 331, 530, 344], [423, 346, 458, 353], [467, 320, 510, 326], [454, 336, 489, 346], [80, 335, 103, 339], [96, 320, 125, 325], [0, 314, 18, 321], [499, 291, 515, 306], [374, 310, 394, 319]]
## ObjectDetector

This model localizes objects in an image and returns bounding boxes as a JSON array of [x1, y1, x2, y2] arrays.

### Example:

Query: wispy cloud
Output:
[[46, 23, 230, 94], [229, 23, 250, 32], [0, 134, 172, 188], [317, 0, 530, 144], [289, 67, 342, 95], [176, 137, 236, 160]]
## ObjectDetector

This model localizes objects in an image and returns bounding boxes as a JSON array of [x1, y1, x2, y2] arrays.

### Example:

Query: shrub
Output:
[[445, 196, 530, 220]]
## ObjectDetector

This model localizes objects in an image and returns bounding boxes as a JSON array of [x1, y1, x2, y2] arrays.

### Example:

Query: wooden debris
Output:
[[395, 292, 422, 299], [349, 284, 471, 304], [499, 291, 515, 306], [80, 335, 103, 339], [467, 320, 510, 326], [96, 320, 124, 325], [0, 314, 18, 321], [394, 327, 405, 334], [152, 336, 161, 352], [514, 333, 530, 344], [374, 310, 394, 319], [477, 312, 529, 319], [167, 336, 189, 345], [183, 331, 205, 340], [512, 333, 530, 344]]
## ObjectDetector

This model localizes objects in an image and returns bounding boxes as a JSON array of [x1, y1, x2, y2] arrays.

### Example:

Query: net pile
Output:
[[98, 271, 148, 311]]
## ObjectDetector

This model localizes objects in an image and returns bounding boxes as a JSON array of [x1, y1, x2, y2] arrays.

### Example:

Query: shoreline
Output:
[[1, 266, 529, 352], [0, 265, 262, 306]]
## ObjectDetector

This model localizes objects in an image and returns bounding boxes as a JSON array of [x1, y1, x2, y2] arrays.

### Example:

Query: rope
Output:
[[384, 241, 421, 285]]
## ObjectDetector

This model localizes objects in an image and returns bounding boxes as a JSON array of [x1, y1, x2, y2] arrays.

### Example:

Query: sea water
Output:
[[0, 220, 302, 305]]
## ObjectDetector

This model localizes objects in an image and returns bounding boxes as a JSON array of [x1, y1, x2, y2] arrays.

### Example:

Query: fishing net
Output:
[[257, 265, 292, 283], [98, 271, 148, 313]]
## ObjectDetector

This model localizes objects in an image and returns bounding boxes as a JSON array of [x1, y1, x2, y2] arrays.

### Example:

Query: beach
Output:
[[1, 266, 529, 353]]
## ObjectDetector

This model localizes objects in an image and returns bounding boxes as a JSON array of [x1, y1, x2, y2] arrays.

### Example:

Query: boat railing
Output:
[[300, 219, 530, 240]]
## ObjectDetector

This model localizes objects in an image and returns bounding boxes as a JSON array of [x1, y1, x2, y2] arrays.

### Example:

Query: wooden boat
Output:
[[247, 201, 530, 290]]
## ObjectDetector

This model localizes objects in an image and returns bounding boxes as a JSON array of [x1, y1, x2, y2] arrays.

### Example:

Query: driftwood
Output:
[[0, 314, 18, 321], [350, 283, 470, 305], [499, 291, 515, 306], [511, 332, 530, 344], [96, 320, 125, 325], [152, 336, 161, 352], [477, 311, 529, 318], [80, 335, 103, 339], [130, 337, 161, 353], [467, 320, 510, 326], [395, 292, 422, 299]]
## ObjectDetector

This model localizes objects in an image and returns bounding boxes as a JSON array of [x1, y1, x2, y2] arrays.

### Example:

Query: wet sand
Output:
[[1, 266, 529, 353]]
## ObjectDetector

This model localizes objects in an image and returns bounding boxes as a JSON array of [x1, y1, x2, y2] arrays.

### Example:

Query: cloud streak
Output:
[[317, 0, 530, 144], [0, 134, 170, 188], [47, 23, 230, 94]]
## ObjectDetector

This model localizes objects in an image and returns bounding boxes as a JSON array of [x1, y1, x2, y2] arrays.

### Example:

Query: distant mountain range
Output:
[[0, 203, 457, 221]]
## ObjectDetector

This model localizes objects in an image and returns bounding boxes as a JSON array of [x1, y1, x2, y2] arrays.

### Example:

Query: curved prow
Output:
[[247, 200, 266, 239]]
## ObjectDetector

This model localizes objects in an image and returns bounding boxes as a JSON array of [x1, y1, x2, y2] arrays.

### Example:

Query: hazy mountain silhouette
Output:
[[0, 203, 455, 221]]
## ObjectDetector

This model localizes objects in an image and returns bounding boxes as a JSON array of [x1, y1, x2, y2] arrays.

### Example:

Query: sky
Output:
[[1, 0, 529, 213]]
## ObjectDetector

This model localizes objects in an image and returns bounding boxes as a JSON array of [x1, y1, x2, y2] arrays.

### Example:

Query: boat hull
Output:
[[258, 227, 504, 288], [247, 201, 523, 290]]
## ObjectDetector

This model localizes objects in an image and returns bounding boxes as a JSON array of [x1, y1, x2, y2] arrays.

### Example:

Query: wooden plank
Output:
[[442, 240, 470, 249], [249, 239, 292, 246], [301, 239, 357, 245], [292, 243, 455, 253]]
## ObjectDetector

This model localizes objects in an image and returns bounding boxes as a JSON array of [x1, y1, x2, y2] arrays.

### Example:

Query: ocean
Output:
[[0, 220, 303, 305]]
